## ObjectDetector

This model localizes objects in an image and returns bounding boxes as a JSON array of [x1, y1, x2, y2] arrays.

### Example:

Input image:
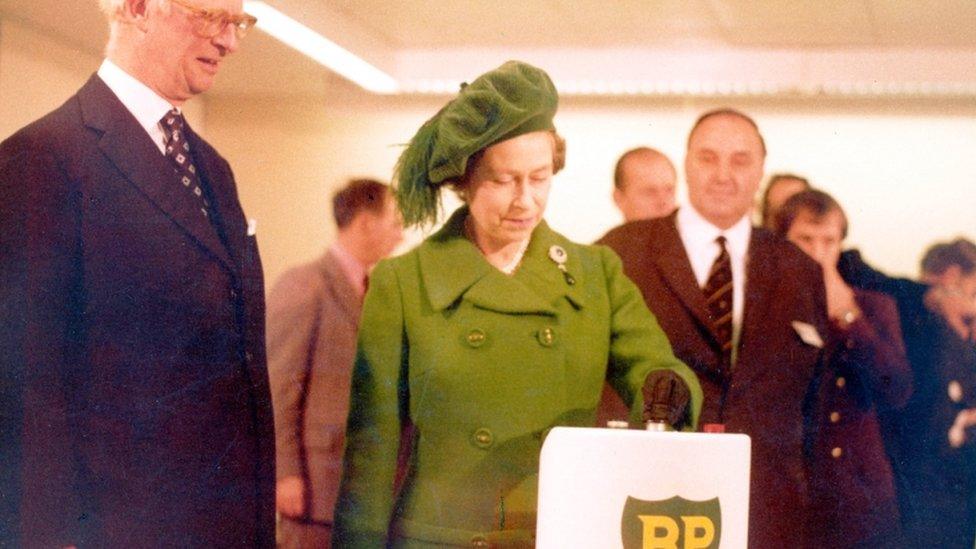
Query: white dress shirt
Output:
[[96, 59, 176, 154], [676, 205, 752, 359]]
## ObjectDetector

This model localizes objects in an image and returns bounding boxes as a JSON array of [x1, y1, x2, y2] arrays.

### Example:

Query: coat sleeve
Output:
[[266, 267, 323, 480], [599, 247, 703, 430], [840, 293, 913, 409], [0, 132, 87, 546], [838, 248, 928, 323], [332, 259, 407, 547]]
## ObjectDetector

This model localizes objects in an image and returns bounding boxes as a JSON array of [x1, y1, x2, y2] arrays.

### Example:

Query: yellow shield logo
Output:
[[621, 495, 721, 549]]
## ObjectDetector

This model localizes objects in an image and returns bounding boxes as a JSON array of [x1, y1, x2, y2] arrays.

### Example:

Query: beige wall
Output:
[[3, 16, 973, 286], [0, 18, 205, 140], [0, 20, 98, 138], [205, 94, 439, 286]]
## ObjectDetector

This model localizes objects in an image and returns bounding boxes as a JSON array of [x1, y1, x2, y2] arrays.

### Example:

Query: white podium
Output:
[[536, 427, 750, 548]]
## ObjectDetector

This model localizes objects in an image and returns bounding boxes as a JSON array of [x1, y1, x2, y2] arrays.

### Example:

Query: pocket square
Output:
[[791, 320, 824, 348], [246, 218, 257, 236]]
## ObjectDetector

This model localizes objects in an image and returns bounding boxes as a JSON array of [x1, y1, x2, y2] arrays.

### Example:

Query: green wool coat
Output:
[[333, 207, 702, 548]]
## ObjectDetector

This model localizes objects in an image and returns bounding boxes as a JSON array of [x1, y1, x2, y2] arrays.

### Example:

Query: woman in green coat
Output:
[[333, 61, 702, 548]]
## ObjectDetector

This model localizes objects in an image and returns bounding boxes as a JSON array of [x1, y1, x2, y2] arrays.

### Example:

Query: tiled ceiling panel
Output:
[[870, 0, 976, 47], [699, 0, 877, 48]]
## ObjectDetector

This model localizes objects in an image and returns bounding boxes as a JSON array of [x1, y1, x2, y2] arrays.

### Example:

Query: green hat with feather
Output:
[[394, 60, 559, 227]]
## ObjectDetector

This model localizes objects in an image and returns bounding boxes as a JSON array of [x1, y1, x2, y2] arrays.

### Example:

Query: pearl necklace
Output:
[[498, 237, 530, 275], [465, 217, 531, 275]]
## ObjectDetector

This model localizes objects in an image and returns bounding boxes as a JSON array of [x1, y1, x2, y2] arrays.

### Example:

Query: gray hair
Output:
[[99, 0, 171, 21], [99, 0, 172, 55], [98, 0, 124, 18]]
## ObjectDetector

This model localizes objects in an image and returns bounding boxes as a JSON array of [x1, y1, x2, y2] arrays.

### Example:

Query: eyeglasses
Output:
[[168, 0, 258, 40]]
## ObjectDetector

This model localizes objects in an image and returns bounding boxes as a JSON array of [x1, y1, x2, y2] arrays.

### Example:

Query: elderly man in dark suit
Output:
[[599, 109, 828, 548], [268, 179, 402, 547], [0, 0, 275, 546]]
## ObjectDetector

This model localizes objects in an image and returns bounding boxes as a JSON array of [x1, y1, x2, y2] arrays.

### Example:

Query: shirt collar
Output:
[[677, 204, 752, 259], [97, 59, 176, 143]]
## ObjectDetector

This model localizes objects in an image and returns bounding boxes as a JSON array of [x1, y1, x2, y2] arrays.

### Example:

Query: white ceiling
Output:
[[328, 0, 976, 49], [2, 0, 975, 98]]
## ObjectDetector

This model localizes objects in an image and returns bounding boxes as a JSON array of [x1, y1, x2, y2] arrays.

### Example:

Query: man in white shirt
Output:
[[267, 179, 403, 548], [0, 0, 275, 546], [600, 109, 828, 548]]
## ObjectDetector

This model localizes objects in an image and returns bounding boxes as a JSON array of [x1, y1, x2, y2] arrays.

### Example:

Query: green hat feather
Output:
[[394, 60, 559, 227]]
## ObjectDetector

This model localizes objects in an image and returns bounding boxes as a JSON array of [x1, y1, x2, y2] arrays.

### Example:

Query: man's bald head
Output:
[[612, 147, 678, 222]]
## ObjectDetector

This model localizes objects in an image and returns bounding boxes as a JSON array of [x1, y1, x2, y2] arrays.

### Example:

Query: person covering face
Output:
[[0, 0, 273, 546], [332, 61, 702, 548], [777, 190, 911, 547]]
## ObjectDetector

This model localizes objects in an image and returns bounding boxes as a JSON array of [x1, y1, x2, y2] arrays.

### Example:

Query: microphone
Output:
[[641, 370, 691, 431]]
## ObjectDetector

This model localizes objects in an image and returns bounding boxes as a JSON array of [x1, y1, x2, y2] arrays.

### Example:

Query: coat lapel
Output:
[[650, 216, 720, 345], [319, 250, 362, 324], [78, 76, 235, 275], [419, 208, 582, 316], [517, 221, 588, 311]]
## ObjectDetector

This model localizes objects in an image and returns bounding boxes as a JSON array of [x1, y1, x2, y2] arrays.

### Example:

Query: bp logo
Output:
[[621, 496, 721, 548]]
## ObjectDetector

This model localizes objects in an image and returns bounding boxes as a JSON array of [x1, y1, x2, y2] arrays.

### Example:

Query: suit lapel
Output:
[[741, 229, 778, 348], [184, 124, 246, 277], [77, 76, 235, 275], [651, 217, 720, 345]]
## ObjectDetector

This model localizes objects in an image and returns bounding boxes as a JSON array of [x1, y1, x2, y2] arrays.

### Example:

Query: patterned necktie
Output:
[[703, 236, 733, 375], [159, 109, 211, 219]]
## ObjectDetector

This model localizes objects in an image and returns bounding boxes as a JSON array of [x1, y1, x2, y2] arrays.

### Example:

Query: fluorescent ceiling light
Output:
[[243, 1, 399, 94]]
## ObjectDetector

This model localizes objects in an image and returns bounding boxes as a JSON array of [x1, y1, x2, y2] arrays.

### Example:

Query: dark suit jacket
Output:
[[808, 289, 911, 547], [0, 75, 275, 547], [599, 212, 828, 548]]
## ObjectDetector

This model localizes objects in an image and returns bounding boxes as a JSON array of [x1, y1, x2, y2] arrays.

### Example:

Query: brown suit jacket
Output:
[[599, 211, 828, 548], [0, 75, 275, 547], [268, 250, 362, 524]]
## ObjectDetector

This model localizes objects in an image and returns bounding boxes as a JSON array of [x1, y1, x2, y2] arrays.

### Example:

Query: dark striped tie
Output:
[[160, 109, 211, 219], [703, 236, 733, 376]]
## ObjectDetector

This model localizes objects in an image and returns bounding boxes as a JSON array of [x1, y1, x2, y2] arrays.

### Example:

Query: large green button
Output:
[[472, 427, 494, 449], [537, 327, 555, 347], [465, 329, 487, 348]]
